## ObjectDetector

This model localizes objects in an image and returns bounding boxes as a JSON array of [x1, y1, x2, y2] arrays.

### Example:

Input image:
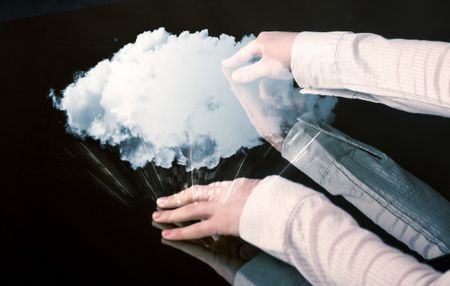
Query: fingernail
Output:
[[162, 230, 172, 238], [157, 198, 167, 206], [152, 212, 161, 220]]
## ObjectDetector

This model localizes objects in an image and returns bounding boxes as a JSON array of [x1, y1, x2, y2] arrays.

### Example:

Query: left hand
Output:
[[153, 178, 261, 240]]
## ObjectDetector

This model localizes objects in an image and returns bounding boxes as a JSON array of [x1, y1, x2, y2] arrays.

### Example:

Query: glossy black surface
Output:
[[1, 0, 450, 285]]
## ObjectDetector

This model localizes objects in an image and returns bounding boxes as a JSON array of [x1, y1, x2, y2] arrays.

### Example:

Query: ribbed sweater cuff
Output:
[[291, 31, 350, 89], [239, 175, 319, 262]]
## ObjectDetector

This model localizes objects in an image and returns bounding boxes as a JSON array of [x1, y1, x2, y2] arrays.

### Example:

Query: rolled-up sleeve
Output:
[[291, 31, 450, 117], [280, 118, 450, 259], [239, 175, 450, 285]]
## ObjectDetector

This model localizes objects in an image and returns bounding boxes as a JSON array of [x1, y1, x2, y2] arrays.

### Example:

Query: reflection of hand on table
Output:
[[152, 220, 258, 284]]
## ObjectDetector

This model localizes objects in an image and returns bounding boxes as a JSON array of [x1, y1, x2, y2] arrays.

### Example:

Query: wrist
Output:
[[290, 31, 351, 89], [286, 32, 300, 71]]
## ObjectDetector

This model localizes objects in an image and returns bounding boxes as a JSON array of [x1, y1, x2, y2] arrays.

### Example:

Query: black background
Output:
[[1, 0, 450, 285]]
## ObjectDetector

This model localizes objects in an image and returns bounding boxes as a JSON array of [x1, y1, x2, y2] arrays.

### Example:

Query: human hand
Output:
[[222, 66, 301, 151], [153, 178, 261, 240], [222, 31, 298, 83], [221, 32, 302, 151], [157, 234, 258, 285]]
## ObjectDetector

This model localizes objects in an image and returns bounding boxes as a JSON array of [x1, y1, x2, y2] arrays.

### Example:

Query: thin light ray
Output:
[[221, 150, 249, 204], [150, 162, 164, 191], [80, 142, 101, 164], [263, 131, 322, 192], [63, 147, 77, 159], [101, 165, 135, 198], [190, 152, 194, 188], [188, 127, 194, 188], [87, 170, 130, 206], [138, 137, 164, 191], [80, 142, 135, 198], [140, 169, 159, 200]]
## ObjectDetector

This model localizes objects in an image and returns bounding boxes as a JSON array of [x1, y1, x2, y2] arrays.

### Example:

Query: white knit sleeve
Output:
[[239, 176, 450, 286], [291, 31, 450, 117]]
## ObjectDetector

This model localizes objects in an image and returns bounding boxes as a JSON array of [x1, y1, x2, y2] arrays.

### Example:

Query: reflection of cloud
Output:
[[51, 28, 337, 171]]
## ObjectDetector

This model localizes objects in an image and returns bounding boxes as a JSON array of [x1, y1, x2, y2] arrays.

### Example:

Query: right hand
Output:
[[222, 32, 301, 151], [153, 178, 262, 240], [222, 32, 298, 83]]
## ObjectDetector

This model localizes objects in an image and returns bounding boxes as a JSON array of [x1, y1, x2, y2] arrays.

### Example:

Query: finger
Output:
[[153, 220, 216, 247], [222, 40, 262, 68], [161, 239, 215, 265], [162, 220, 215, 240], [221, 64, 264, 112], [231, 60, 272, 83], [157, 184, 223, 208], [151, 220, 177, 230], [153, 202, 212, 223], [152, 219, 191, 232], [233, 59, 293, 83]]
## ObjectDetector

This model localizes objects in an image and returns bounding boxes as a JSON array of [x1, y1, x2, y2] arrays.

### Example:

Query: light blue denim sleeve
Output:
[[234, 253, 310, 286], [281, 118, 450, 259]]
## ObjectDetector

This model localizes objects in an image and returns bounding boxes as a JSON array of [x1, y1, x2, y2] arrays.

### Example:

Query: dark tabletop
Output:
[[1, 0, 450, 285]]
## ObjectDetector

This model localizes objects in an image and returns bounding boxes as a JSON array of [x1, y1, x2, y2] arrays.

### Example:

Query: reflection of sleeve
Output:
[[234, 253, 310, 286], [281, 119, 450, 259], [239, 176, 450, 286], [290, 31, 450, 117]]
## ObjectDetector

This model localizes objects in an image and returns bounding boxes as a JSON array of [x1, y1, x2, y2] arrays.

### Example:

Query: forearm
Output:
[[280, 119, 450, 259], [239, 176, 450, 285], [291, 31, 450, 117]]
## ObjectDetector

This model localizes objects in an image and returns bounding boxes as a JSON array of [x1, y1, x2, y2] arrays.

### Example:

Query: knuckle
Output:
[[171, 193, 181, 206], [177, 227, 190, 240], [171, 229, 182, 239], [181, 187, 191, 197], [165, 198, 175, 207], [163, 210, 174, 221], [193, 186, 206, 200], [185, 188, 195, 201], [257, 31, 273, 43], [185, 204, 197, 217], [200, 221, 213, 234], [258, 31, 268, 39], [207, 188, 215, 201]]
